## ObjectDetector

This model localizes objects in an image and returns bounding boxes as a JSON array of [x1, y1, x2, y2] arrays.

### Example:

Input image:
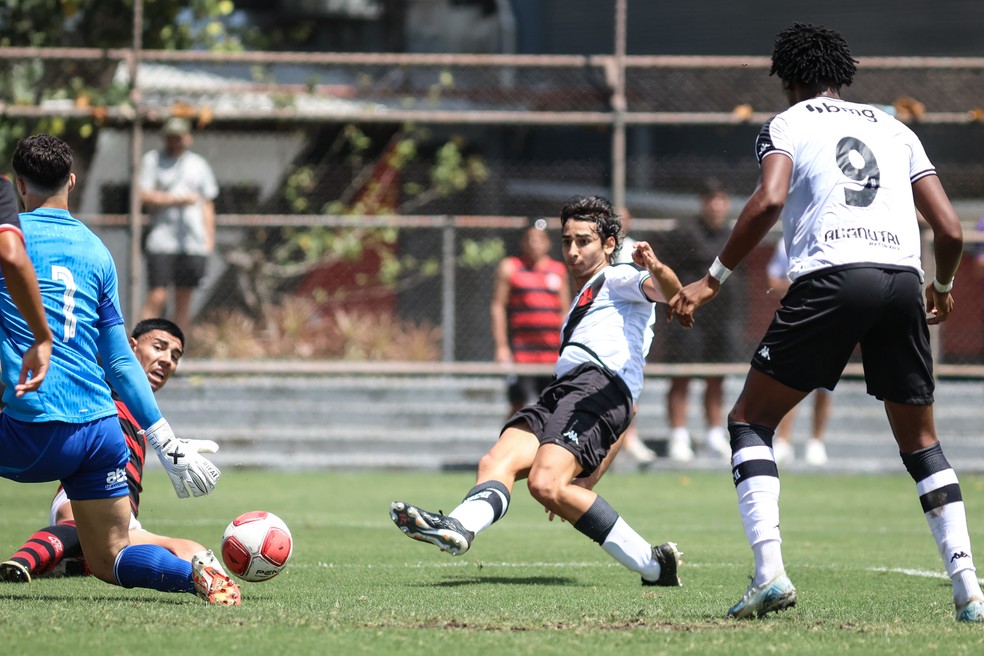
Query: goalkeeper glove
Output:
[[143, 418, 221, 498]]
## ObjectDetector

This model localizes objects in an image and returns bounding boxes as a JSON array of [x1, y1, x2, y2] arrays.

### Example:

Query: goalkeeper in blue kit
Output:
[[0, 134, 239, 605]]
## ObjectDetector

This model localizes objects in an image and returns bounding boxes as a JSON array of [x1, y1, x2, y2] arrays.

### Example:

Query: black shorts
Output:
[[751, 265, 934, 404], [146, 253, 207, 289], [506, 374, 553, 408], [504, 364, 633, 477]]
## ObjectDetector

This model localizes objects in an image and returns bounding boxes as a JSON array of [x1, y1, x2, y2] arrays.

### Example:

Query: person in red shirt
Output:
[[491, 224, 571, 414]]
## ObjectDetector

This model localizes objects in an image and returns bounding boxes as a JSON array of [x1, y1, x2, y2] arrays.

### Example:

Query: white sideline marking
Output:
[[868, 566, 984, 584]]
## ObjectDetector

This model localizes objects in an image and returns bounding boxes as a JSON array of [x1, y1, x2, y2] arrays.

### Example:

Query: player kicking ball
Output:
[[392, 195, 686, 588]]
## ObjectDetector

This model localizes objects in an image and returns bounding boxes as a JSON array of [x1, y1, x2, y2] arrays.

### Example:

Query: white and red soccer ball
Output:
[[220, 511, 293, 582]]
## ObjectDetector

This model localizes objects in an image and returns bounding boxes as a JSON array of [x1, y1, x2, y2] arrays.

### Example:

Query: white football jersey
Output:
[[556, 263, 658, 404], [756, 97, 936, 282]]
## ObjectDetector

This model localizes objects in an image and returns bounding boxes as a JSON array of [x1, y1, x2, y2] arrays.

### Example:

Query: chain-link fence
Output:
[[2, 42, 984, 370]]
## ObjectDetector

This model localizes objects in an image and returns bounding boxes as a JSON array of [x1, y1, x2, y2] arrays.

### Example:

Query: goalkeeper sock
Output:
[[730, 422, 784, 586], [902, 443, 984, 605], [449, 480, 510, 534], [113, 545, 195, 594], [8, 522, 82, 577]]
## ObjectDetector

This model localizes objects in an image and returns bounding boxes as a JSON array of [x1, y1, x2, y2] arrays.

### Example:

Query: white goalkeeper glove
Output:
[[143, 418, 221, 498]]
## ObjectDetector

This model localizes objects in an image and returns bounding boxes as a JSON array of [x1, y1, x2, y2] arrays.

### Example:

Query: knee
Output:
[[526, 472, 561, 507]]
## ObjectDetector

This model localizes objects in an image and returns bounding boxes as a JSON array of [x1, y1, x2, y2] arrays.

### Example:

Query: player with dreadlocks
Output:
[[670, 23, 984, 622]]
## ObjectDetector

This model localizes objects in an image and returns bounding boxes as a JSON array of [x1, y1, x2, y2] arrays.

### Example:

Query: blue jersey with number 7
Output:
[[0, 208, 124, 422]]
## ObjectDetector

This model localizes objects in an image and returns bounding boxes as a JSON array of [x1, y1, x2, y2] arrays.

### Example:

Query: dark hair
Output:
[[559, 195, 622, 262], [700, 177, 727, 199], [131, 318, 185, 349], [11, 134, 74, 193], [770, 23, 857, 88]]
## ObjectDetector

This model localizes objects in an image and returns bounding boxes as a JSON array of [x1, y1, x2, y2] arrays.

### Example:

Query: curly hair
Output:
[[770, 23, 858, 88], [12, 134, 73, 193], [559, 195, 623, 262]]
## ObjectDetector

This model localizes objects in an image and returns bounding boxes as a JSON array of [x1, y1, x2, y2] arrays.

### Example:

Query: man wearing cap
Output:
[[139, 117, 218, 331]]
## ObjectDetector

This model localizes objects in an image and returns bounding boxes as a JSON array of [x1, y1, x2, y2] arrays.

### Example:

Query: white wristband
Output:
[[933, 278, 954, 293], [708, 257, 733, 284]]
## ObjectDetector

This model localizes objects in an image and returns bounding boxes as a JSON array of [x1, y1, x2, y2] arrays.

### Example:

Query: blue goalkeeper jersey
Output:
[[0, 208, 124, 422]]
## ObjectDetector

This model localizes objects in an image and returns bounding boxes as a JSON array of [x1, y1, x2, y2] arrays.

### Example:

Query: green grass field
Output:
[[2, 469, 984, 654]]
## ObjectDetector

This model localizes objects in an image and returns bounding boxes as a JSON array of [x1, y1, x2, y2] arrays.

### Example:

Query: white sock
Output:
[[670, 427, 690, 444], [707, 426, 727, 445], [601, 517, 661, 581], [916, 471, 984, 604], [448, 483, 510, 535], [734, 444, 784, 586], [752, 540, 785, 587]]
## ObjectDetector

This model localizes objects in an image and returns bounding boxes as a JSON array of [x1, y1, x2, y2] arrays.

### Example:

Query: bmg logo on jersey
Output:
[[806, 102, 878, 122], [105, 467, 127, 488]]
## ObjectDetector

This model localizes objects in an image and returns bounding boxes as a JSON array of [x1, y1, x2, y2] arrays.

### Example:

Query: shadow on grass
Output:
[[430, 575, 580, 587], [0, 590, 199, 605]]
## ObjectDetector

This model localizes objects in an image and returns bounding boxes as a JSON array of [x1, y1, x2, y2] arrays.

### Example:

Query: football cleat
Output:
[[642, 542, 683, 587], [956, 598, 984, 622], [728, 574, 797, 619], [390, 501, 474, 556], [192, 549, 241, 606], [0, 560, 31, 583]]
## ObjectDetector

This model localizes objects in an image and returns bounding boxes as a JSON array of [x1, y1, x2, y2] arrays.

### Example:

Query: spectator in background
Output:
[[491, 223, 571, 415], [614, 208, 658, 464], [766, 240, 831, 466], [139, 117, 218, 332], [661, 179, 740, 462]]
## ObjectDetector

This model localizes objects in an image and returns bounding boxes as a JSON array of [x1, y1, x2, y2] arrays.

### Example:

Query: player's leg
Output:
[[772, 405, 798, 465], [864, 268, 983, 620], [72, 496, 239, 605], [529, 369, 681, 586], [528, 443, 679, 586], [141, 253, 174, 320], [390, 423, 537, 555], [667, 377, 694, 461], [1, 490, 82, 582], [703, 376, 730, 458], [887, 401, 984, 620], [128, 528, 208, 562], [726, 366, 811, 618], [173, 286, 194, 332], [805, 391, 831, 465], [173, 254, 206, 331]]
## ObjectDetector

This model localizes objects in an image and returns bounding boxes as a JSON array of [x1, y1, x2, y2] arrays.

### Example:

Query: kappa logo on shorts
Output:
[[562, 429, 580, 445], [757, 345, 771, 361]]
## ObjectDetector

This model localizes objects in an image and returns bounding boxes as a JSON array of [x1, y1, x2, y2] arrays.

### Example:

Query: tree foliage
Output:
[[0, 1, 241, 163]]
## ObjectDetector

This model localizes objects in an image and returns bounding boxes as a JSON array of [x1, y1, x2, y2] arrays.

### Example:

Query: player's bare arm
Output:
[[0, 230, 52, 394], [670, 154, 791, 324], [489, 257, 516, 363], [913, 175, 963, 325], [633, 241, 691, 327]]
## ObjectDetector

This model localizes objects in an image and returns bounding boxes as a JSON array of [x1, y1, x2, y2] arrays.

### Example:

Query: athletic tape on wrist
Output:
[[708, 257, 732, 284]]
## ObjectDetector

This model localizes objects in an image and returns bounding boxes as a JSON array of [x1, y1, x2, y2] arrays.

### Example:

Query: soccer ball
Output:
[[220, 511, 293, 582]]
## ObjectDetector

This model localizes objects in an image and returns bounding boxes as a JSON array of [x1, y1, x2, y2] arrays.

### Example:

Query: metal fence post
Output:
[[127, 0, 144, 325], [442, 216, 456, 362]]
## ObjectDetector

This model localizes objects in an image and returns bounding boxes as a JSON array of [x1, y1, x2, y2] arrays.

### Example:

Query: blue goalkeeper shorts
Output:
[[0, 413, 129, 501]]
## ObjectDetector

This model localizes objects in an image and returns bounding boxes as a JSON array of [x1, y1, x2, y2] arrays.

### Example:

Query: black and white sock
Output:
[[731, 422, 785, 586], [902, 443, 983, 605], [574, 496, 661, 581], [449, 481, 510, 535]]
